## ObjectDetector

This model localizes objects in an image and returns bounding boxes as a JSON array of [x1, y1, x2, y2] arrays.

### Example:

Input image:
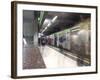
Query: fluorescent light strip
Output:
[[41, 16, 58, 33], [52, 16, 58, 22]]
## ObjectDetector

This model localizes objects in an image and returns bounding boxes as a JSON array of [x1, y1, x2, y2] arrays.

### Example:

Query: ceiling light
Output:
[[41, 16, 58, 33], [47, 22, 51, 27], [44, 19, 50, 24], [52, 16, 58, 22], [41, 27, 47, 33]]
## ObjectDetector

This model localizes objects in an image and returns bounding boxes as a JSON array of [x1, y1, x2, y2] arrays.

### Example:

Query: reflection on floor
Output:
[[39, 45, 77, 68]]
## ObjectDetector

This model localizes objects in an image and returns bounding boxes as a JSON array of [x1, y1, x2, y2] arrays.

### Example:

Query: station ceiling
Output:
[[39, 11, 90, 36], [23, 10, 90, 36]]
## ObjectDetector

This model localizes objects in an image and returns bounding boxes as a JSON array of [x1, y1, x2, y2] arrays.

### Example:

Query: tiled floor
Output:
[[23, 45, 46, 69]]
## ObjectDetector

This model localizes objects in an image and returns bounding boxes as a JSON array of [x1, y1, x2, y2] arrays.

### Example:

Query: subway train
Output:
[[45, 18, 91, 66]]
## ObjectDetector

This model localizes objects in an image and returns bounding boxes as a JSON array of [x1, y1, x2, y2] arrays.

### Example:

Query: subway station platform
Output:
[[23, 45, 78, 69], [22, 10, 91, 69]]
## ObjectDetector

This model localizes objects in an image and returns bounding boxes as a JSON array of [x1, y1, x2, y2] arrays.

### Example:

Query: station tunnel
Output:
[[23, 10, 91, 69]]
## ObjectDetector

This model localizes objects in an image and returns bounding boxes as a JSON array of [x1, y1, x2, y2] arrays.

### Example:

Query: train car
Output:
[[47, 28, 71, 50], [55, 29, 70, 50]]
